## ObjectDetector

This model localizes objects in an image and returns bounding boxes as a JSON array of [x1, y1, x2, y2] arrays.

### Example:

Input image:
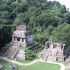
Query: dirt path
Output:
[[0, 56, 65, 70]]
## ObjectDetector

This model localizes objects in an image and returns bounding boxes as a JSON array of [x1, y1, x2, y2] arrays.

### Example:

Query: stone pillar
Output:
[[20, 38, 22, 42], [15, 38, 17, 42], [12, 37, 14, 42], [63, 46, 64, 50], [50, 44, 53, 49], [59, 45, 61, 50], [24, 39, 26, 43], [62, 44, 65, 50]]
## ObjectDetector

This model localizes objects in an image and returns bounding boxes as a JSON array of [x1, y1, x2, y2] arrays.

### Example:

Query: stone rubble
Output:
[[40, 41, 68, 61]]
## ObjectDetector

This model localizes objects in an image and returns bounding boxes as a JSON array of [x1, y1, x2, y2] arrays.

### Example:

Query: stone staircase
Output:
[[3, 47, 19, 59]]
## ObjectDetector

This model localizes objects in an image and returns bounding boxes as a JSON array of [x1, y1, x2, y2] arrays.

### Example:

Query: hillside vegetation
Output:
[[0, 0, 70, 50]]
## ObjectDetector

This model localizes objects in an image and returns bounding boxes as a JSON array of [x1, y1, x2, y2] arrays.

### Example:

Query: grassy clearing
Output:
[[16, 49, 42, 63], [16, 56, 39, 63], [18, 46, 27, 50], [0, 59, 60, 70], [16, 58, 33, 63]]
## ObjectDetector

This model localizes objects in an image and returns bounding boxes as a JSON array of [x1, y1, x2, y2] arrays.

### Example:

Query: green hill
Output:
[[0, 0, 70, 50]]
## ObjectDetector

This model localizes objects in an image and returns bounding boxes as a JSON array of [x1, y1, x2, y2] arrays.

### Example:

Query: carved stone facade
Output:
[[12, 25, 33, 47], [40, 41, 68, 61]]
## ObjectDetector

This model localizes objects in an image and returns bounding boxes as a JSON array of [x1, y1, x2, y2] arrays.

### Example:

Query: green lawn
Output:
[[0, 59, 60, 70], [18, 46, 27, 50], [16, 56, 39, 63], [16, 58, 34, 63]]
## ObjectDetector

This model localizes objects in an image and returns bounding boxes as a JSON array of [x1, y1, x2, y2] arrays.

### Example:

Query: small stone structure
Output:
[[40, 41, 68, 61], [12, 25, 33, 47]]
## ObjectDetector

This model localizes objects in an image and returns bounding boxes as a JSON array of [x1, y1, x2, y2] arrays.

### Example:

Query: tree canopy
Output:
[[0, 0, 70, 51], [50, 23, 70, 50]]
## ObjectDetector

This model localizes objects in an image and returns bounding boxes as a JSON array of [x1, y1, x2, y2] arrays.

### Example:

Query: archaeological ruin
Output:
[[3, 25, 69, 61], [3, 25, 34, 60], [3, 47, 26, 60], [11, 25, 33, 47], [40, 41, 68, 61]]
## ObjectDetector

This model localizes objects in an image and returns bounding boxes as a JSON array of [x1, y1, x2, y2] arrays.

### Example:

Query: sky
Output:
[[48, 0, 70, 9]]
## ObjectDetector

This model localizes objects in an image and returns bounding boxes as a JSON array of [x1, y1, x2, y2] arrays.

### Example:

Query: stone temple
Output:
[[12, 25, 33, 47], [4, 25, 34, 60], [40, 41, 68, 61]]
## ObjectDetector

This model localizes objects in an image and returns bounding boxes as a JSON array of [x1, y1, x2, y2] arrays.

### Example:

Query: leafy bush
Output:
[[26, 50, 36, 60]]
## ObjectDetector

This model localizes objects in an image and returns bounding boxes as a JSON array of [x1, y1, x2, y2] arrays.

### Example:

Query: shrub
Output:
[[26, 50, 36, 60]]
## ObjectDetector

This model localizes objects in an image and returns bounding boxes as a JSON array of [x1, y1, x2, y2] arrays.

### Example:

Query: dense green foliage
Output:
[[26, 50, 36, 60], [0, 0, 70, 50], [50, 23, 70, 50], [0, 25, 15, 49], [0, 26, 11, 46]]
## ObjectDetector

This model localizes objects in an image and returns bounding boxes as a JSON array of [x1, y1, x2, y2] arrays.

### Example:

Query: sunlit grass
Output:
[[0, 59, 60, 70]]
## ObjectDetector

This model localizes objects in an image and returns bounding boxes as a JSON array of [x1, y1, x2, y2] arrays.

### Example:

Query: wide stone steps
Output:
[[4, 47, 18, 59], [11, 49, 19, 59]]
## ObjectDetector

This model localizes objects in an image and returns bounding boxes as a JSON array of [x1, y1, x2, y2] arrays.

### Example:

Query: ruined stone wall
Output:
[[11, 25, 33, 47], [40, 41, 68, 61], [16, 25, 26, 31]]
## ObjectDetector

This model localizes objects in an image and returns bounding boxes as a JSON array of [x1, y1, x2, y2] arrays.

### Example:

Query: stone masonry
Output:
[[3, 47, 26, 60], [15, 49, 26, 60], [40, 41, 68, 61], [4, 25, 34, 60], [11, 25, 33, 47]]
